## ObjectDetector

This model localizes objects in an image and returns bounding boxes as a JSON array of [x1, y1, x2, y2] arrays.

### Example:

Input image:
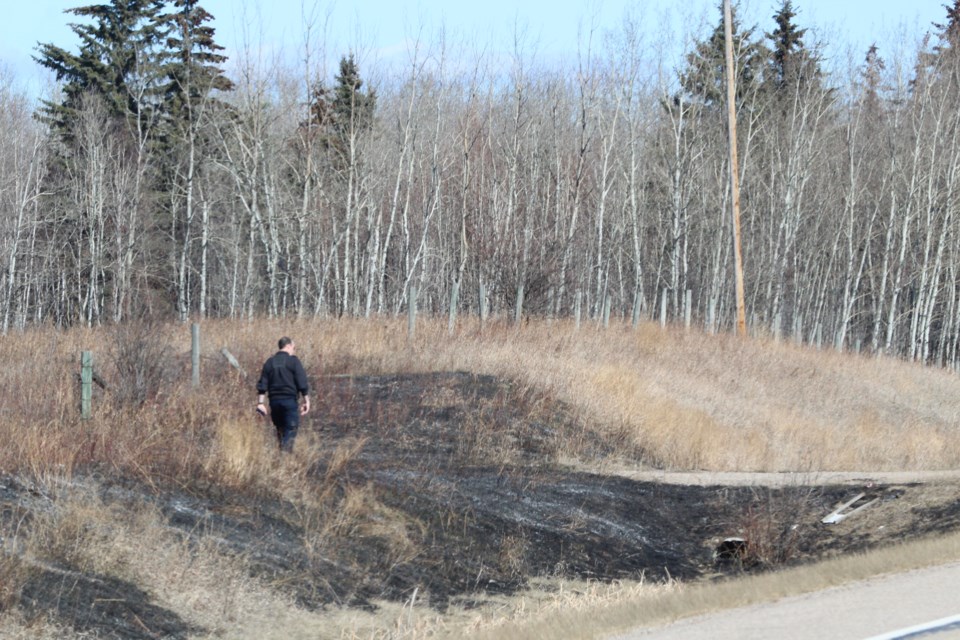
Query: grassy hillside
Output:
[[8, 316, 955, 477], [1, 317, 959, 638]]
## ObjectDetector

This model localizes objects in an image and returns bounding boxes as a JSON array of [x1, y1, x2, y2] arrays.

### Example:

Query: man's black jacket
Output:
[[257, 351, 309, 400]]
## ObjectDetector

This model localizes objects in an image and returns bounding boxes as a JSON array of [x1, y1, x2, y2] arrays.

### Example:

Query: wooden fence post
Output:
[[81, 351, 93, 420], [220, 348, 247, 377], [408, 285, 418, 340], [574, 290, 582, 331], [602, 294, 611, 328], [632, 289, 642, 328], [479, 283, 488, 329], [707, 297, 717, 334], [191, 323, 200, 388], [448, 280, 460, 334], [514, 284, 525, 327]]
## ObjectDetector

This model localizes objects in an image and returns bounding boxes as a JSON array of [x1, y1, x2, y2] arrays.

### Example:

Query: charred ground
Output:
[[4, 372, 960, 638]]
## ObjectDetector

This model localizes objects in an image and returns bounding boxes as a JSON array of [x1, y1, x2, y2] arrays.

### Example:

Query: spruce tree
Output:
[[306, 53, 377, 165], [331, 54, 376, 138], [678, 1, 767, 110], [910, 1, 960, 89], [35, 0, 233, 321], [34, 0, 168, 144], [860, 44, 886, 117], [155, 0, 232, 320], [765, 0, 824, 94], [160, 0, 233, 129], [155, 0, 232, 180], [933, 0, 960, 52]]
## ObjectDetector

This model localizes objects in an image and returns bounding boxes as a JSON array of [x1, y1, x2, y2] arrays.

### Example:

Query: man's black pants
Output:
[[269, 397, 300, 452]]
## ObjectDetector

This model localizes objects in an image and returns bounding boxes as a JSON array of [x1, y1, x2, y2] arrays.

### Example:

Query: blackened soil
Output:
[[5, 372, 960, 636], [19, 568, 198, 640]]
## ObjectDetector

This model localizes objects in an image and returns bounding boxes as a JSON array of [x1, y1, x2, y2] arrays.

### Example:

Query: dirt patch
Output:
[[4, 372, 960, 635]]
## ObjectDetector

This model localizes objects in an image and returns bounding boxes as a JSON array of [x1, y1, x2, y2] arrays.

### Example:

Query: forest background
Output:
[[2, 0, 960, 367]]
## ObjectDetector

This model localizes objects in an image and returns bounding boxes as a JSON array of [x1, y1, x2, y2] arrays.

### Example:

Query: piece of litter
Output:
[[822, 492, 878, 524]]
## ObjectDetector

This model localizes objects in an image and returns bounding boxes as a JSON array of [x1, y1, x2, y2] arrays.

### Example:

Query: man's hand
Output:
[[256, 402, 267, 416], [300, 399, 311, 416]]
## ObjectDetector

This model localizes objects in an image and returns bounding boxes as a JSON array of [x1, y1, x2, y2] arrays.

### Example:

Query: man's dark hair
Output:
[[278, 336, 293, 350]]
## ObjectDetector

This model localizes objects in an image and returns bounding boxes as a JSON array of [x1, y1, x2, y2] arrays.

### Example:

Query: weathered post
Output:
[[408, 284, 418, 340], [684, 289, 693, 329], [479, 283, 488, 329], [191, 323, 200, 388], [632, 289, 642, 328], [448, 280, 460, 334], [574, 290, 582, 331], [602, 295, 611, 329], [81, 351, 93, 420], [514, 284, 525, 327], [660, 289, 668, 328], [220, 348, 246, 377]]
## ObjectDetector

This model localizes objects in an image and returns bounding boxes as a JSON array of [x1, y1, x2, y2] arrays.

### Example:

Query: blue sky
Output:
[[0, 0, 949, 93]]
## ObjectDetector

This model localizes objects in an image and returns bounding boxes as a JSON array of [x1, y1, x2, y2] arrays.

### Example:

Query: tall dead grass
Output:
[[284, 315, 960, 471], [2, 316, 960, 485]]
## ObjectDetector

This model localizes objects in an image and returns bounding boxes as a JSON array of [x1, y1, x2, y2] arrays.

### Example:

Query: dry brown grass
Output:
[[3, 315, 960, 483], [257, 316, 960, 471]]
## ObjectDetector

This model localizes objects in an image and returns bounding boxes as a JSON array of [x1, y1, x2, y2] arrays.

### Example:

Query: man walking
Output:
[[256, 336, 311, 452]]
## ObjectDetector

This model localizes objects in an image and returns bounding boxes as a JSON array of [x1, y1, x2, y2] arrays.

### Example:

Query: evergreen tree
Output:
[[331, 54, 376, 137], [34, 0, 168, 144], [155, 0, 232, 180], [160, 0, 232, 128], [765, 0, 824, 93], [860, 44, 886, 117], [678, 1, 767, 110], [35, 0, 233, 322], [155, 0, 232, 320], [306, 53, 377, 163], [913, 1, 960, 89], [933, 0, 960, 53]]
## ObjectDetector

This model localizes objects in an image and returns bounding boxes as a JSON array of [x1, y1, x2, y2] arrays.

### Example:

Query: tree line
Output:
[[3, 0, 960, 367]]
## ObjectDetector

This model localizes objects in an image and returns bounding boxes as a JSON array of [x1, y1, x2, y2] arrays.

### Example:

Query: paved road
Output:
[[614, 561, 960, 640], [611, 469, 960, 487]]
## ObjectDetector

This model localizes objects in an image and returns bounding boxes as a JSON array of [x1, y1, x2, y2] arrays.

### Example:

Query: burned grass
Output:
[[3, 371, 960, 638]]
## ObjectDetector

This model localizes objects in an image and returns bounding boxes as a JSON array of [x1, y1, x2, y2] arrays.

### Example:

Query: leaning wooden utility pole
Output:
[[723, 0, 748, 337]]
